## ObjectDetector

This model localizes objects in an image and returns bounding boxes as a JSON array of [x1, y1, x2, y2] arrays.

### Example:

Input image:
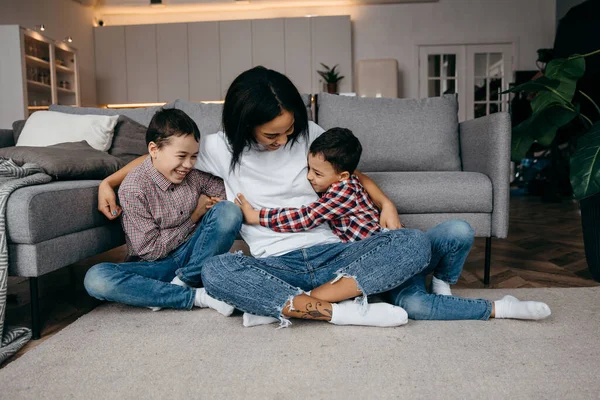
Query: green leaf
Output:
[[502, 76, 560, 95], [512, 102, 578, 146], [510, 128, 536, 162], [544, 57, 585, 103], [570, 121, 600, 200]]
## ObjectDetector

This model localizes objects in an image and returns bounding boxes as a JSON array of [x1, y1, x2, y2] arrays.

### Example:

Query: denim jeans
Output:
[[201, 228, 431, 318], [384, 220, 493, 320], [84, 201, 243, 309]]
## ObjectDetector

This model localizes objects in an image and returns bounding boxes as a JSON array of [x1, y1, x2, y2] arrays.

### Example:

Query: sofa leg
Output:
[[30, 277, 41, 340], [484, 238, 492, 287]]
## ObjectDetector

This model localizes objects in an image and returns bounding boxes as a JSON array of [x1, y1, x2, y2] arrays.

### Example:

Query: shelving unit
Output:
[[0, 25, 80, 128]]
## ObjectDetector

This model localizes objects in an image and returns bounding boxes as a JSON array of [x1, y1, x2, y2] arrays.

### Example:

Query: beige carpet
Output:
[[1, 287, 599, 399]]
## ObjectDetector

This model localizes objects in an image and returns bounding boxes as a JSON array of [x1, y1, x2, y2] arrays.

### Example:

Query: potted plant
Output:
[[317, 63, 344, 94], [504, 49, 600, 280]]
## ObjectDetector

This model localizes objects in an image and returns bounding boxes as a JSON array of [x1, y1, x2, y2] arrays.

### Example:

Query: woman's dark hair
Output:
[[309, 127, 362, 174], [146, 108, 200, 148], [222, 66, 310, 170]]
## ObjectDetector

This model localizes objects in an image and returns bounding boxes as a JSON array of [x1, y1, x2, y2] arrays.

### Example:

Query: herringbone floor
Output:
[[3, 194, 598, 367]]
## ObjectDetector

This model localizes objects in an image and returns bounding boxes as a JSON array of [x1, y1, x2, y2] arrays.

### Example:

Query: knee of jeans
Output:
[[446, 219, 475, 246], [83, 263, 113, 300], [201, 254, 237, 288], [405, 229, 432, 267], [396, 292, 434, 320], [212, 201, 243, 234]]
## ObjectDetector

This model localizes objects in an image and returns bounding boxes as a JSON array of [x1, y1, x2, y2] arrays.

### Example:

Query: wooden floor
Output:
[[3, 193, 598, 368]]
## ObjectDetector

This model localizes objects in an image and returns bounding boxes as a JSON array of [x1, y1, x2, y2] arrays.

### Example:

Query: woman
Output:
[[97, 67, 550, 325]]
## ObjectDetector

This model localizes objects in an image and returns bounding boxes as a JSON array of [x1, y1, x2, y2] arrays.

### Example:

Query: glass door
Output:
[[419, 45, 466, 121], [419, 43, 514, 122], [466, 44, 513, 120]]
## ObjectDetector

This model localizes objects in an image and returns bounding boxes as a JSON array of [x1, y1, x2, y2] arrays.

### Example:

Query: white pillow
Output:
[[17, 111, 119, 152]]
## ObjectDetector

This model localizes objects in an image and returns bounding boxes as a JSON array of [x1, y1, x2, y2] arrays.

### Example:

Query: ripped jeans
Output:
[[384, 220, 493, 320], [201, 228, 431, 320]]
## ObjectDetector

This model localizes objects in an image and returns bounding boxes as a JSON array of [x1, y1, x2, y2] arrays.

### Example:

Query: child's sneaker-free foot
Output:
[[194, 288, 234, 317], [243, 313, 279, 327]]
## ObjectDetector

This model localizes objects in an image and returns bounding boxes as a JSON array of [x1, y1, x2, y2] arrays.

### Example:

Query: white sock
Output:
[[194, 288, 234, 317], [147, 306, 161, 312], [431, 276, 453, 296], [494, 295, 551, 320], [170, 276, 189, 288], [329, 300, 408, 327], [242, 313, 279, 327]]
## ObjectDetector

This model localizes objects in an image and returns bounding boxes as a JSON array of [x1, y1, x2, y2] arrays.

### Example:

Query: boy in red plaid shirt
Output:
[[236, 127, 390, 242]]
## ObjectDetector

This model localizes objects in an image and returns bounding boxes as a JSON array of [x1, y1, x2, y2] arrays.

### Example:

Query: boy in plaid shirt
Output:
[[236, 127, 387, 242]]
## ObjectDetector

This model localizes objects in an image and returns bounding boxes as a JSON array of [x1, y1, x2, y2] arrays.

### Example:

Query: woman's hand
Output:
[[234, 193, 259, 225], [379, 201, 404, 229], [97, 155, 146, 220], [98, 179, 122, 220]]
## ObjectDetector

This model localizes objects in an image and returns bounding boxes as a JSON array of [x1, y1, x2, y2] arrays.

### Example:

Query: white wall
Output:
[[96, 0, 556, 98], [0, 0, 97, 106]]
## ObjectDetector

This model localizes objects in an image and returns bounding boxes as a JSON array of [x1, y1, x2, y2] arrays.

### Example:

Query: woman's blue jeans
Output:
[[384, 220, 493, 320], [84, 201, 243, 309], [201, 228, 432, 318]]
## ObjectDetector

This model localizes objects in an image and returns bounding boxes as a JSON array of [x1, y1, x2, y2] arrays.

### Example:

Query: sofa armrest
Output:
[[0, 129, 15, 148], [459, 112, 511, 238]]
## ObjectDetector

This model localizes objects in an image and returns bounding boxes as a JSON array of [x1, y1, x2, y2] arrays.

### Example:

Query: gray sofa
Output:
[[0, 93, 510, 339]]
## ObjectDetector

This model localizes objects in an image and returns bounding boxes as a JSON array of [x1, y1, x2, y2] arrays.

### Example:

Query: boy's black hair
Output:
[[146, 108, 201, 148], [222, 66, 309, 171], [309, 127, 362, 174]]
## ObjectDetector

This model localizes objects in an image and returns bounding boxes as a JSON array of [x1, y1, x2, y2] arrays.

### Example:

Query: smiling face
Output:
[[254, 109, 295, 151], [306, 152, 350, 193], [148, 134, 199, 184]]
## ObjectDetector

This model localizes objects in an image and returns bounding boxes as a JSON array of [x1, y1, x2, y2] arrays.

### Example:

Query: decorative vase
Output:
[[580, 191, 600, 281], [326, 83, 338, 94]]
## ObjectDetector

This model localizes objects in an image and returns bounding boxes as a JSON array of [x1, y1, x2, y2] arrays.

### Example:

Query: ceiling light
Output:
[[64, 36, 73, 43], [35, 24, 45, 31]]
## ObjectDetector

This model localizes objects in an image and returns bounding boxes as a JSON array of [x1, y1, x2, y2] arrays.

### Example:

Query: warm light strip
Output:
[[98, 0, 433, 16], [104, 101, 224, 109]]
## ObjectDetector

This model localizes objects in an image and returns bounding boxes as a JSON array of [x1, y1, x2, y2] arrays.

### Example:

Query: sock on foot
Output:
[[170, 276, 189, 288], [147, 306, 161, 312], [494, 295, 551, 320], [431, 276, 453, 296], [194, 288, 234, 317], [329, 300, 408, 327], [242, 313, 279, 327]]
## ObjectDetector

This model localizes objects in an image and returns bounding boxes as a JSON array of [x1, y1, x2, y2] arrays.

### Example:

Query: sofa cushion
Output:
[[48, 101, 175, 126], [6, 180, 112, 244], [173, 100, 224, 136], [367, 171, 492, 213], [0, 142, 123, 180], [317, 93, 461, 172], [17, 111, 119, 151], [12, 119, 26, 143], [108, 116, 149, 164]]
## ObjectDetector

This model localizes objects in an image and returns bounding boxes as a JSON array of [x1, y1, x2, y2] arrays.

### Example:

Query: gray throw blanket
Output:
[[0, 159, 51, 365]]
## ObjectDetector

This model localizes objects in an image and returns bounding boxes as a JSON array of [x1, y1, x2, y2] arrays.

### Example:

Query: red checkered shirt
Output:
[[258, 175, 382, 243], [119, 156, 226, 261]]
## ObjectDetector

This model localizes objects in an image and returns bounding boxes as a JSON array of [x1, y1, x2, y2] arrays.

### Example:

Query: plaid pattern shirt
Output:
[[119, 156, 226, 261], [258, 175, 381, 243]]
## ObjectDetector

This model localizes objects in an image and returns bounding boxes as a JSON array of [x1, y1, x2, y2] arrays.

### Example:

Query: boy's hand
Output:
[[234, 193, 260, 225], [205, 196, 222, 209], [379, 201, 403, 229], [192, 194, 213, 223]]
